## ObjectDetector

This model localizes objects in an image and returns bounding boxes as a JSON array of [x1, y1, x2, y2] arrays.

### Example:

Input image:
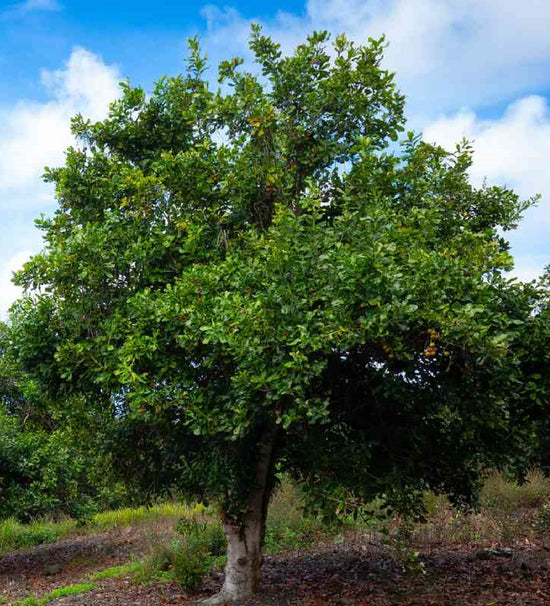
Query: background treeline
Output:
[[0, 321, 126, 520]]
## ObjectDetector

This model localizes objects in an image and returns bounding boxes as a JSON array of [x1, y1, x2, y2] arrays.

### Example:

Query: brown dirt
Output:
[[0, 520, 174, 603], [1, 526, 550, 605]]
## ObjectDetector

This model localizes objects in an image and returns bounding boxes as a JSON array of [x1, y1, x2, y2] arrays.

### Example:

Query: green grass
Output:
[[90, 562, 142, 580], [13, 583, 95, 606], [264, 480, 338, 553], [0, 517, 77, 555], [92, 502, 192, 530], [10, 563, 143, 606], [0, 502, 194, 556], [3, 470, 550, 597], [3, 472, 550, 606], [134, 515, 225, 590]]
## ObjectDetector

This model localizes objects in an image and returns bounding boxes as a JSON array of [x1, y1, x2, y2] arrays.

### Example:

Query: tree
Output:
[[10, 28, 546, 602], [0, 322, 112, 520]]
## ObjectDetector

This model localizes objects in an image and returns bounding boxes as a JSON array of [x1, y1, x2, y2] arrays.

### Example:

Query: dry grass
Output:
[[410, 470, 550, 550], [482, 469, 550, 512], [3, 471, 550, 562]]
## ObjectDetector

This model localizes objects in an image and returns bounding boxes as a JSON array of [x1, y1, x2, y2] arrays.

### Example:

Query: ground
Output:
[[1, 520, 550, 605]]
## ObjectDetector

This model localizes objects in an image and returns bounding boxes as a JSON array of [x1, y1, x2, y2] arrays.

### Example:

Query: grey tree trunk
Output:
[[200, 424, 278, 605]]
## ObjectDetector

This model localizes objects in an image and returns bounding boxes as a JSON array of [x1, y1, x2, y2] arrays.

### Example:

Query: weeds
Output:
[[91, 562, 142, 580], [92, 502, 192, 529], [0, 502, 192, 555], [0, 518, 77, 555], [3, 470, 550, 603], [135, 514, 225, 591], [482, 470, 550, 513], [13, 583, 95, 606], [265, 480, 335, 553]]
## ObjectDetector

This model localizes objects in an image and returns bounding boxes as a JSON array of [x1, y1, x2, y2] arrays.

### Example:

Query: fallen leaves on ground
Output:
[[1, 527, 549, 605]]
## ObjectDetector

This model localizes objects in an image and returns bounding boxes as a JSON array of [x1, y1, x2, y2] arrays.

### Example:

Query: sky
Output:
[[1, 0, 550, 318]]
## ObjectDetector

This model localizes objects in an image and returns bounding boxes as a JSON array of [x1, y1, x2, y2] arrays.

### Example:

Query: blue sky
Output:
[[1, 0, 550, 317]]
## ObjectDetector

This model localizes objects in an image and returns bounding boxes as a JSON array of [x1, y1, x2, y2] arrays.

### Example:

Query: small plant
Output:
[[176, 516, 226, 556], [133, 542, 174, 585], [174, 515, 226, 589], [380, 520, 426, 575], [135, 514, 225, 591], [135, 536, 212, 591], [171, 538, 212, 590]]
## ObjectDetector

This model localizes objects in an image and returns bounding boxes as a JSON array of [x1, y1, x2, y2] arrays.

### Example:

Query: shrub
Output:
[[136, 514, 225, 591], [133, 542, 174, 585], [481, 470, 550, 513], [0, 517, 76, 554], [171, 538, 212, 590], [537, 502, 550, 530], [176, 515, 226, 555], [264, 480, 335, 553]]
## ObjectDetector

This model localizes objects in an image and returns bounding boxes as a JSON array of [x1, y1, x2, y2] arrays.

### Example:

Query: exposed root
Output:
[[197, 591, 247, 605]]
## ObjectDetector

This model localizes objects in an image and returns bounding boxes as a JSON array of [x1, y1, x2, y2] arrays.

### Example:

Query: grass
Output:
[[0, 502, 193, 556], [90, 562, 142, 580], [388, 470, 550, 552], [134, 513, 226, 590], [265, 480, 335, 553], [132, 492, 335, 591], [482, 469, 550, 512], [92, 502, 192, 530], [10, 563, 144, 606], [3, 471, 550, 606], [0, 517, 77, 555], [0, 481, 333, 558], [13, 583, 95, 606]]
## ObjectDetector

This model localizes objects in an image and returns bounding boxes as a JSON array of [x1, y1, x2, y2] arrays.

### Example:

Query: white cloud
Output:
[[423, 95, 550, 280], [199, 2, 550, 280], [0, 47, 121, 315], [0, 47, 121, 201], [424, 96, 550, 197], [200, 0, 550, 115], [0, 250, 32, 321]]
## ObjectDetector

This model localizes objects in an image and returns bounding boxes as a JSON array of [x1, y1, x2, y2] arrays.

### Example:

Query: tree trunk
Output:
[[199, 423, 278, 605]]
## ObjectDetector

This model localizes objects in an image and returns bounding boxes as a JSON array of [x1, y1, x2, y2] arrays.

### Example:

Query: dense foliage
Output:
[[7, 28, 550, 599], [0, 322, 126, 520]]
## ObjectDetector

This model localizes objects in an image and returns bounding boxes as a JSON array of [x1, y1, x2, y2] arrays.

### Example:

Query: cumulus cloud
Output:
[[200, 0, 550, 116], [0, 47, 121, 203], [0, 250, 32, 320], [200, 1, 550, 280], [0, 47, 121, 315], [424, 96, 550, 196], [424, 95, 550, 281]]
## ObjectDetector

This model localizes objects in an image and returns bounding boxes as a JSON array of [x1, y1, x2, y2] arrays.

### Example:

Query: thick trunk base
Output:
[[199, 517, 262, 604], [197, 592, 243, 605], [200, 424, 278, 604]]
